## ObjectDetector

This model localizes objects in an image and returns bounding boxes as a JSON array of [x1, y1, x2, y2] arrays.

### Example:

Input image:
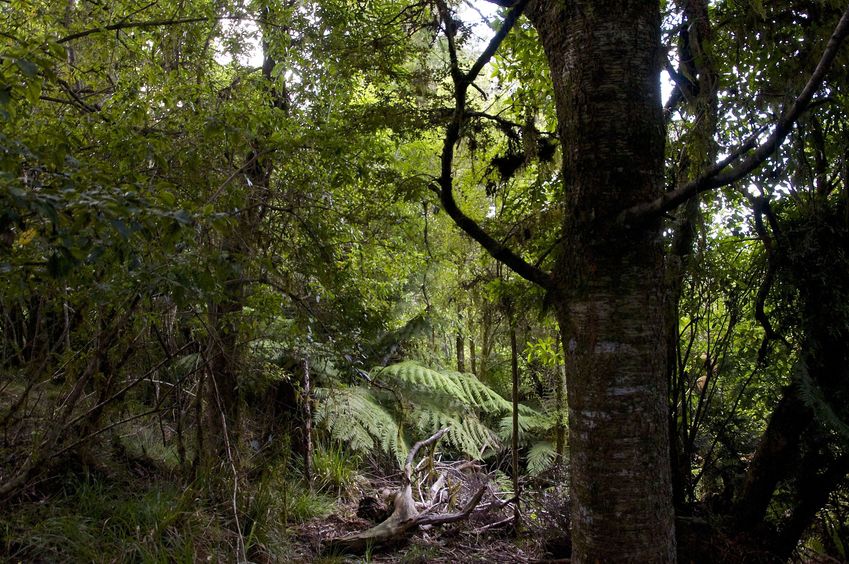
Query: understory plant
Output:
[[314, 361, 557, 474]]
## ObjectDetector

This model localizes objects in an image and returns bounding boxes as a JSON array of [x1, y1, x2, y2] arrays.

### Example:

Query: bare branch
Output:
[[619, 4, 849, 224], [416, 485, 487, 526], [58, 16, 212, 43], [404, 427, 450, 484], [435, 0, 552, 289], [467, 0, 530, 83]]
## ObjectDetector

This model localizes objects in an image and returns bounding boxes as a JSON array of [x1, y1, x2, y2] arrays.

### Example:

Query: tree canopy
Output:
[[2, 0, 849, 561]]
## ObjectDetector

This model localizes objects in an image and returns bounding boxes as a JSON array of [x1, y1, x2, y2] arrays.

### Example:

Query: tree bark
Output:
[[302, 356, 313, 486], [510, 325, 521, 531], [456, 332, 465, 372], [529, 1, 677, 560]]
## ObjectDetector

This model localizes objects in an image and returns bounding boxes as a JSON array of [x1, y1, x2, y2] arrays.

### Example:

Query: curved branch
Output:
[[435, 0, 552, 290], [404, 427, 449, 484], [466, 0, 529, 84], [58, 16, 212, 43], [416, 485, 487, 526], [619, 4, 849, 224]]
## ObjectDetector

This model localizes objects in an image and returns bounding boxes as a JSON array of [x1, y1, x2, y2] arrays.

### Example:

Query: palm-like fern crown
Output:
[[314, 361, 558, 474]]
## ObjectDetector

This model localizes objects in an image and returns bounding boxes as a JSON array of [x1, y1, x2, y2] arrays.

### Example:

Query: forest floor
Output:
[[281, 469, 570, 563], [290, 509, 550, 563], [0, 438, 571, 562]]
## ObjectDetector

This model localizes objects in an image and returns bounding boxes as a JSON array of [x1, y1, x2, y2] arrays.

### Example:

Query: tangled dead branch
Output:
[[323, 427, 492, 554]]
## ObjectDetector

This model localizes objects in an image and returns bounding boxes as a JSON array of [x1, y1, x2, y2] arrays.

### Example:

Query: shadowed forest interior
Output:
[[2, 0, 849, 562]]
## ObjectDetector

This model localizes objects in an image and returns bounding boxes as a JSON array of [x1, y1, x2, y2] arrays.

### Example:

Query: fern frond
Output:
[[409, 406, 498, 457], [374, 361, 469, 407], [316, 362, 546, 464], [314, 386, 407, 459], [440, 369, 514, 414], [527, 441, 557, 476], [497, 409, 553, 445]]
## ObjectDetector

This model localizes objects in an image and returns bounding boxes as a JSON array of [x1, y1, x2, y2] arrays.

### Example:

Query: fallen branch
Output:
[[472, 514, 515, 534], [323, 427, 487, 554]]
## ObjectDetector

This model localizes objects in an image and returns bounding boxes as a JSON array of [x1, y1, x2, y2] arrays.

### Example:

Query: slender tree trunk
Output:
[[456, 332, 465, 372], [470, 338, 477, 376], [204, 286, 244, 467], [480, 315, 492, 381], [667, 0, 718, 511], [530, 1, 676, 560], [555, 331, 566, 463], [202, 10, 286, 471], [510, 325, 521, 530], [302, 356, 313, 486]]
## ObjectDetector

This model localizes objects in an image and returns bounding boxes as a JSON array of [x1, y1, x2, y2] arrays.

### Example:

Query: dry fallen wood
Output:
[[323, 427, 487, 554]]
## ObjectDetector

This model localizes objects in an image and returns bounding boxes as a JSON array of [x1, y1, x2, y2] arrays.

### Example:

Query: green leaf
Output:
[[14, 58, 38, 78], [527, 441, 556, 476]]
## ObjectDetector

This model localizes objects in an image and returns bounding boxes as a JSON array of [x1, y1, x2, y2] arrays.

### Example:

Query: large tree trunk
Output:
[[530, 1, 676, 560]]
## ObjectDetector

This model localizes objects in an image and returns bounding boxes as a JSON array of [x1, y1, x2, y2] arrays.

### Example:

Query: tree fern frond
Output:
[[314, 386, 408, 459], [409, 406, 498, 457], [374, 361, 470, 407], [497, 409, 553, 444], [440, 369, 514, 414], [316, 362, 544, 463], [527, 441, 557, 476]]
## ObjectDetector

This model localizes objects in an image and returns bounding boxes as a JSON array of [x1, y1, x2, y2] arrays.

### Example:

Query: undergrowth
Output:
[[0, 443, 338, 562], [2, 477, 215, 562]]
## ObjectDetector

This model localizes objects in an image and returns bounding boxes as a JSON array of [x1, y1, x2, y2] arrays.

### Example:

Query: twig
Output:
[[405, 427, 450, 484], [472, 514, 515, 534]]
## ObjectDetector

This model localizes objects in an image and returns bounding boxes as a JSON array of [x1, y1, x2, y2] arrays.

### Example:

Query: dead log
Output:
[[323, 427, 486, 554]]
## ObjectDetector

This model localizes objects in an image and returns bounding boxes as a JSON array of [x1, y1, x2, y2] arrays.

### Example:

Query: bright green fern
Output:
[[314, 361, 557, 464], [313, 386, 407, 458]]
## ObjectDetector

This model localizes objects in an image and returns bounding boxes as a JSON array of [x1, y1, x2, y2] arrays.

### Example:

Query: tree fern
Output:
[[374, 361, 470, 408], [314, 361, 554, 463], [313, 387, 407, 459], [440, 369, 514, 414], [498, 409, 553, 445], [409, 405, 498, 457]]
